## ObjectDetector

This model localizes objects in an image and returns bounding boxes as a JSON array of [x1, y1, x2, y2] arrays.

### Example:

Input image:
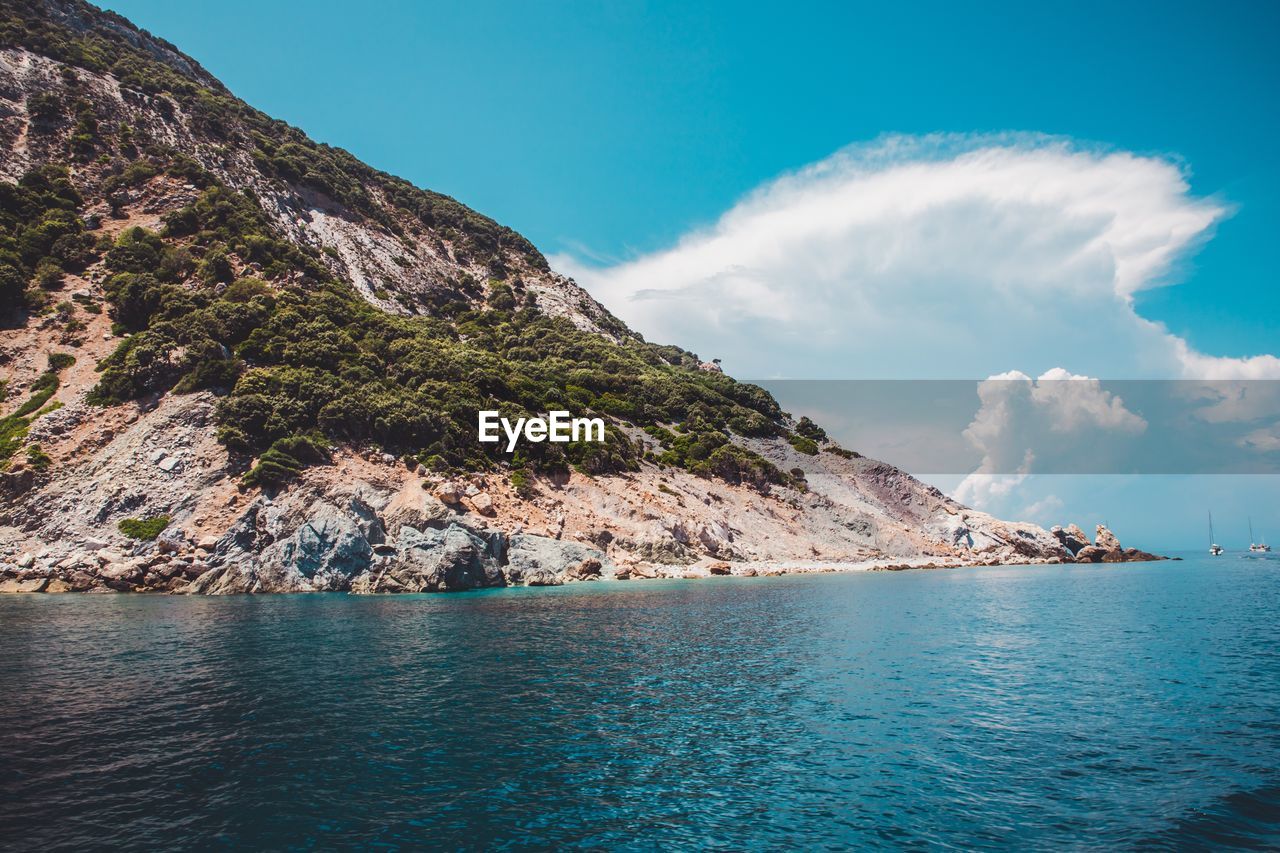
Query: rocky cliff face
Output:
[[0, 0, 1110, 594]]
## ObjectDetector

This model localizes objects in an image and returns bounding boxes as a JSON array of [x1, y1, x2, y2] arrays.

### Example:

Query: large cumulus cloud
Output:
[[555, 134, 1278, 380]]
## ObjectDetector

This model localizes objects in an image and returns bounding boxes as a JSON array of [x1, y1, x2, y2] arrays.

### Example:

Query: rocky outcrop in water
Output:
[[1052, 523, 1166, 564]]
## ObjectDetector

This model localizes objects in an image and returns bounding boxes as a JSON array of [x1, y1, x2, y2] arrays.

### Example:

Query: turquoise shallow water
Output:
[[2, 554, 1279, 849]]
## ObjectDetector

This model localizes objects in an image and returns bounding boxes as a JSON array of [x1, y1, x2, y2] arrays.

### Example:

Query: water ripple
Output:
[[1, 558, 1279, 849]]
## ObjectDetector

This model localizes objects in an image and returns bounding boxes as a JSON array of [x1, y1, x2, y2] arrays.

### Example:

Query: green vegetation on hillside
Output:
[[0, 1, 818, 493], [0, 354, 72, 471], [44, 164, 793, 488], [0, 165, 97, 317], [118, 514, 170, 540], [0, 0, 545, 276]]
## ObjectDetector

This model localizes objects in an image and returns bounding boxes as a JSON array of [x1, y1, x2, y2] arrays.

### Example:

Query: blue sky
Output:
[[97, 0, 1280, 547]]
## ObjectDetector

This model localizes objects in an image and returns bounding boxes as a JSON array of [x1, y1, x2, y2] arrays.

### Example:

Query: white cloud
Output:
[[954, 369, 1146, 509], [554, 133, 1279, 381], [1239, 426, 1280, 454], [555, 133, 1280, 531]]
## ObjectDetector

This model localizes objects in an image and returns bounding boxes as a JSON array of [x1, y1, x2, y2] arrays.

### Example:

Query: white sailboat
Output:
[[1249, 518, 1271, 553], [1209, 511, 1223, 556]]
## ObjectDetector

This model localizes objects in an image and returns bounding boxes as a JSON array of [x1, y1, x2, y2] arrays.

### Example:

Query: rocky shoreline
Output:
[[0, 511, 1166, 595]]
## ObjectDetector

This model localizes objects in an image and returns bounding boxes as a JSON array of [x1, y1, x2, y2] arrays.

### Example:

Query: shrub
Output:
[[509, 468, 535, 499], [47, 351, 75, 371], [118, 514, 171, 540], [25, 444, 51, 471], [795, 416, 827, 442], [34, 257, 63, 289], [242, 434, 330, 488], [788, 434, 820, 456]]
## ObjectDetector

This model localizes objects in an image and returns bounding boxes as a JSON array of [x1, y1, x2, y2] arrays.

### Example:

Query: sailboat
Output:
[[1209, 511, 1223, 556], [1249, 518, 1271, 553]]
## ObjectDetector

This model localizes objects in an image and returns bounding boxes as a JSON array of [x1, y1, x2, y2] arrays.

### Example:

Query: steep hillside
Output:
[[0, 0, 1072, 593]]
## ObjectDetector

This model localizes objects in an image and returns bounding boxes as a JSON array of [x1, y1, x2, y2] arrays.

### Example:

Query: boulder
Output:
[[100, 561, 143, 584], [1074, 545, 1107, 563], [156, 528, 185, 554], [1095, 524, 1122, 551], [57, 551, 89, 570], [504, 534, 612, 586], [0, 576, 48, 593], [707, 561, 732, 576], [65, 571, 99, 591], [435, 482, 464, 505], [469, 493, 496, 517], [564, 558, 603, 581]]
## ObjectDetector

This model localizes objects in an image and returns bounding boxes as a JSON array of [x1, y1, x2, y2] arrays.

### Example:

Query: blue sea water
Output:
[[2, 554, 1279, 850]]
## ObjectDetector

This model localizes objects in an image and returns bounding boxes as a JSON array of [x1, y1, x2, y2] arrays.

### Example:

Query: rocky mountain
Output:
[[0, 0, 1090, 593]]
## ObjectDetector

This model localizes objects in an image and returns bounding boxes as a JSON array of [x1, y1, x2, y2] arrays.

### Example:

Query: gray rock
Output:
[[382, 494, 451, 536], [345, 493, 387, 545], [504, 534, 612, 586], [260, 502, 373, 591], [156, 528, 186, 554], [351, 524, 502, 593]]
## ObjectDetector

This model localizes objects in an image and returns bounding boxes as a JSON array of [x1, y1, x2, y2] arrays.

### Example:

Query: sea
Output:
[[2, 553, 1278, 849]]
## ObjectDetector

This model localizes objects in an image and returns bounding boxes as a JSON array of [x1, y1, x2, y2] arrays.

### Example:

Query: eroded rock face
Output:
[[1095, 525, 1121, 551], [1052, 524, 1091, 555], [504, 534, 612, 587], [258, 503, 374, 591], [350, 525, 502, 593]]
